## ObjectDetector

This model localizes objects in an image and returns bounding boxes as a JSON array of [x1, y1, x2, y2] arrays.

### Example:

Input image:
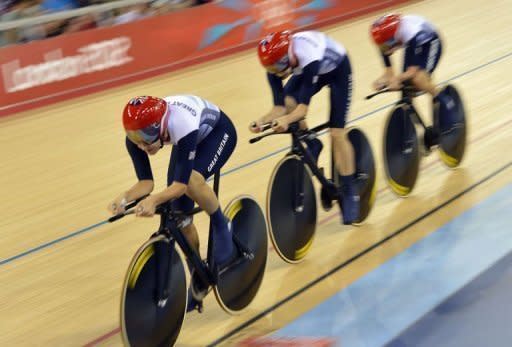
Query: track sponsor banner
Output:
[[0, 0, 408, 116]]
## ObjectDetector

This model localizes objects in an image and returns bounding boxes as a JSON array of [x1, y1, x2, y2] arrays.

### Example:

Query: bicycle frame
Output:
[[250, 121, 339, 201], [153, 170, 255, 301], [368, 85, 429, 131], [289, 122, 339, 200], [158, 171, 221, 293], [110, 171, 223, 304]]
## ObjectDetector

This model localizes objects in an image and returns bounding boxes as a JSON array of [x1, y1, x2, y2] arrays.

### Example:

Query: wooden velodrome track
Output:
[[0, 0, 511, 345]]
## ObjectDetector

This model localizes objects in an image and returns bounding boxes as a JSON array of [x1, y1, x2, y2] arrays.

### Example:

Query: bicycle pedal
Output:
[[191, 285, 208, 301], [190, 271, 209, 301], [320, 186, 333, 211], [189, 298, 204, 314], [197, 301, 204, 314]]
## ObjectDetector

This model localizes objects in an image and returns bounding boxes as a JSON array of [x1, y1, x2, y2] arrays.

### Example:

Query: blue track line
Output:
[[0, 221, 107, 266], [1, 51, 510, 267]]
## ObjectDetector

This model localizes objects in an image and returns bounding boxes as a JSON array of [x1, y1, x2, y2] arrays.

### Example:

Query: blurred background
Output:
[[0, 0, 219, 47], [1, 0, 510, 346]]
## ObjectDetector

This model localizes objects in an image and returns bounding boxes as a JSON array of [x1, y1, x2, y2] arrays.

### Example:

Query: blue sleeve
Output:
[[173, 130, 198, 185], [126, 137, 153, 181], [267, 72, 285, 106], [297, 60, 320, 105], [381, 51, 392, 67]]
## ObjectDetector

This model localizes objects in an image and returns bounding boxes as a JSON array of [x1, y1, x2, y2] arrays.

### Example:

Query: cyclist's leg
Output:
[[167, 146, 199, 254], [284, 74, 325, 162], [188, 112, 238, 266], [403, 34, 443, 97], [329, 56, 359, 224]]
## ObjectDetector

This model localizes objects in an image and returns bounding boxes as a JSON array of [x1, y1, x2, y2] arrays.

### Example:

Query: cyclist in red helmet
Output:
[[108, 95, 238, 312], [250, 30, 359, 225], [370, 13, 443, 94], [370, 13, 446, 150]]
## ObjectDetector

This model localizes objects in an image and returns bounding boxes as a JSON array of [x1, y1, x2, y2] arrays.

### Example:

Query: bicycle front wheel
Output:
[[121, 235, 187, 347]]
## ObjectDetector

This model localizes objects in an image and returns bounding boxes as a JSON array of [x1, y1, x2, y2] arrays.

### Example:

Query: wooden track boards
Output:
[[0, 0, 511, 345]]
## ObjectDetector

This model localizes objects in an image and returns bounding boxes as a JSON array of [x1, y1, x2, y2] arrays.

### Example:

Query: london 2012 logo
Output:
[[2, 37, 132, 93], [199, 0, 332, 49]]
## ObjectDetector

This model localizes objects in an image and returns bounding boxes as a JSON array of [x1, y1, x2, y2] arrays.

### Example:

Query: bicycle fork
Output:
[[154, 238, 175, 308]]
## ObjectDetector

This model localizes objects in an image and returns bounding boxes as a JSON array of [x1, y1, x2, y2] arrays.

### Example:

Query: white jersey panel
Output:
[[291, 31, 347, 75], [396, 15, 437, 44], [292, 31, 325, 68], [164, 95, 221, 144]]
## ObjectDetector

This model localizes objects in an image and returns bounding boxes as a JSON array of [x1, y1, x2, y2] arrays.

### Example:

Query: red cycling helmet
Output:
[[122, 96, 167, 144], [257, 31, 291, 74], [370, 13, 401, 45]]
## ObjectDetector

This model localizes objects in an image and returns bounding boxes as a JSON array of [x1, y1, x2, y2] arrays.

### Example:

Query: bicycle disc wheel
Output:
[[215, 196, 268, 314], [383, 105, 420, 197], [267, 155, 317, 263], [121, 235, 187, 347]]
